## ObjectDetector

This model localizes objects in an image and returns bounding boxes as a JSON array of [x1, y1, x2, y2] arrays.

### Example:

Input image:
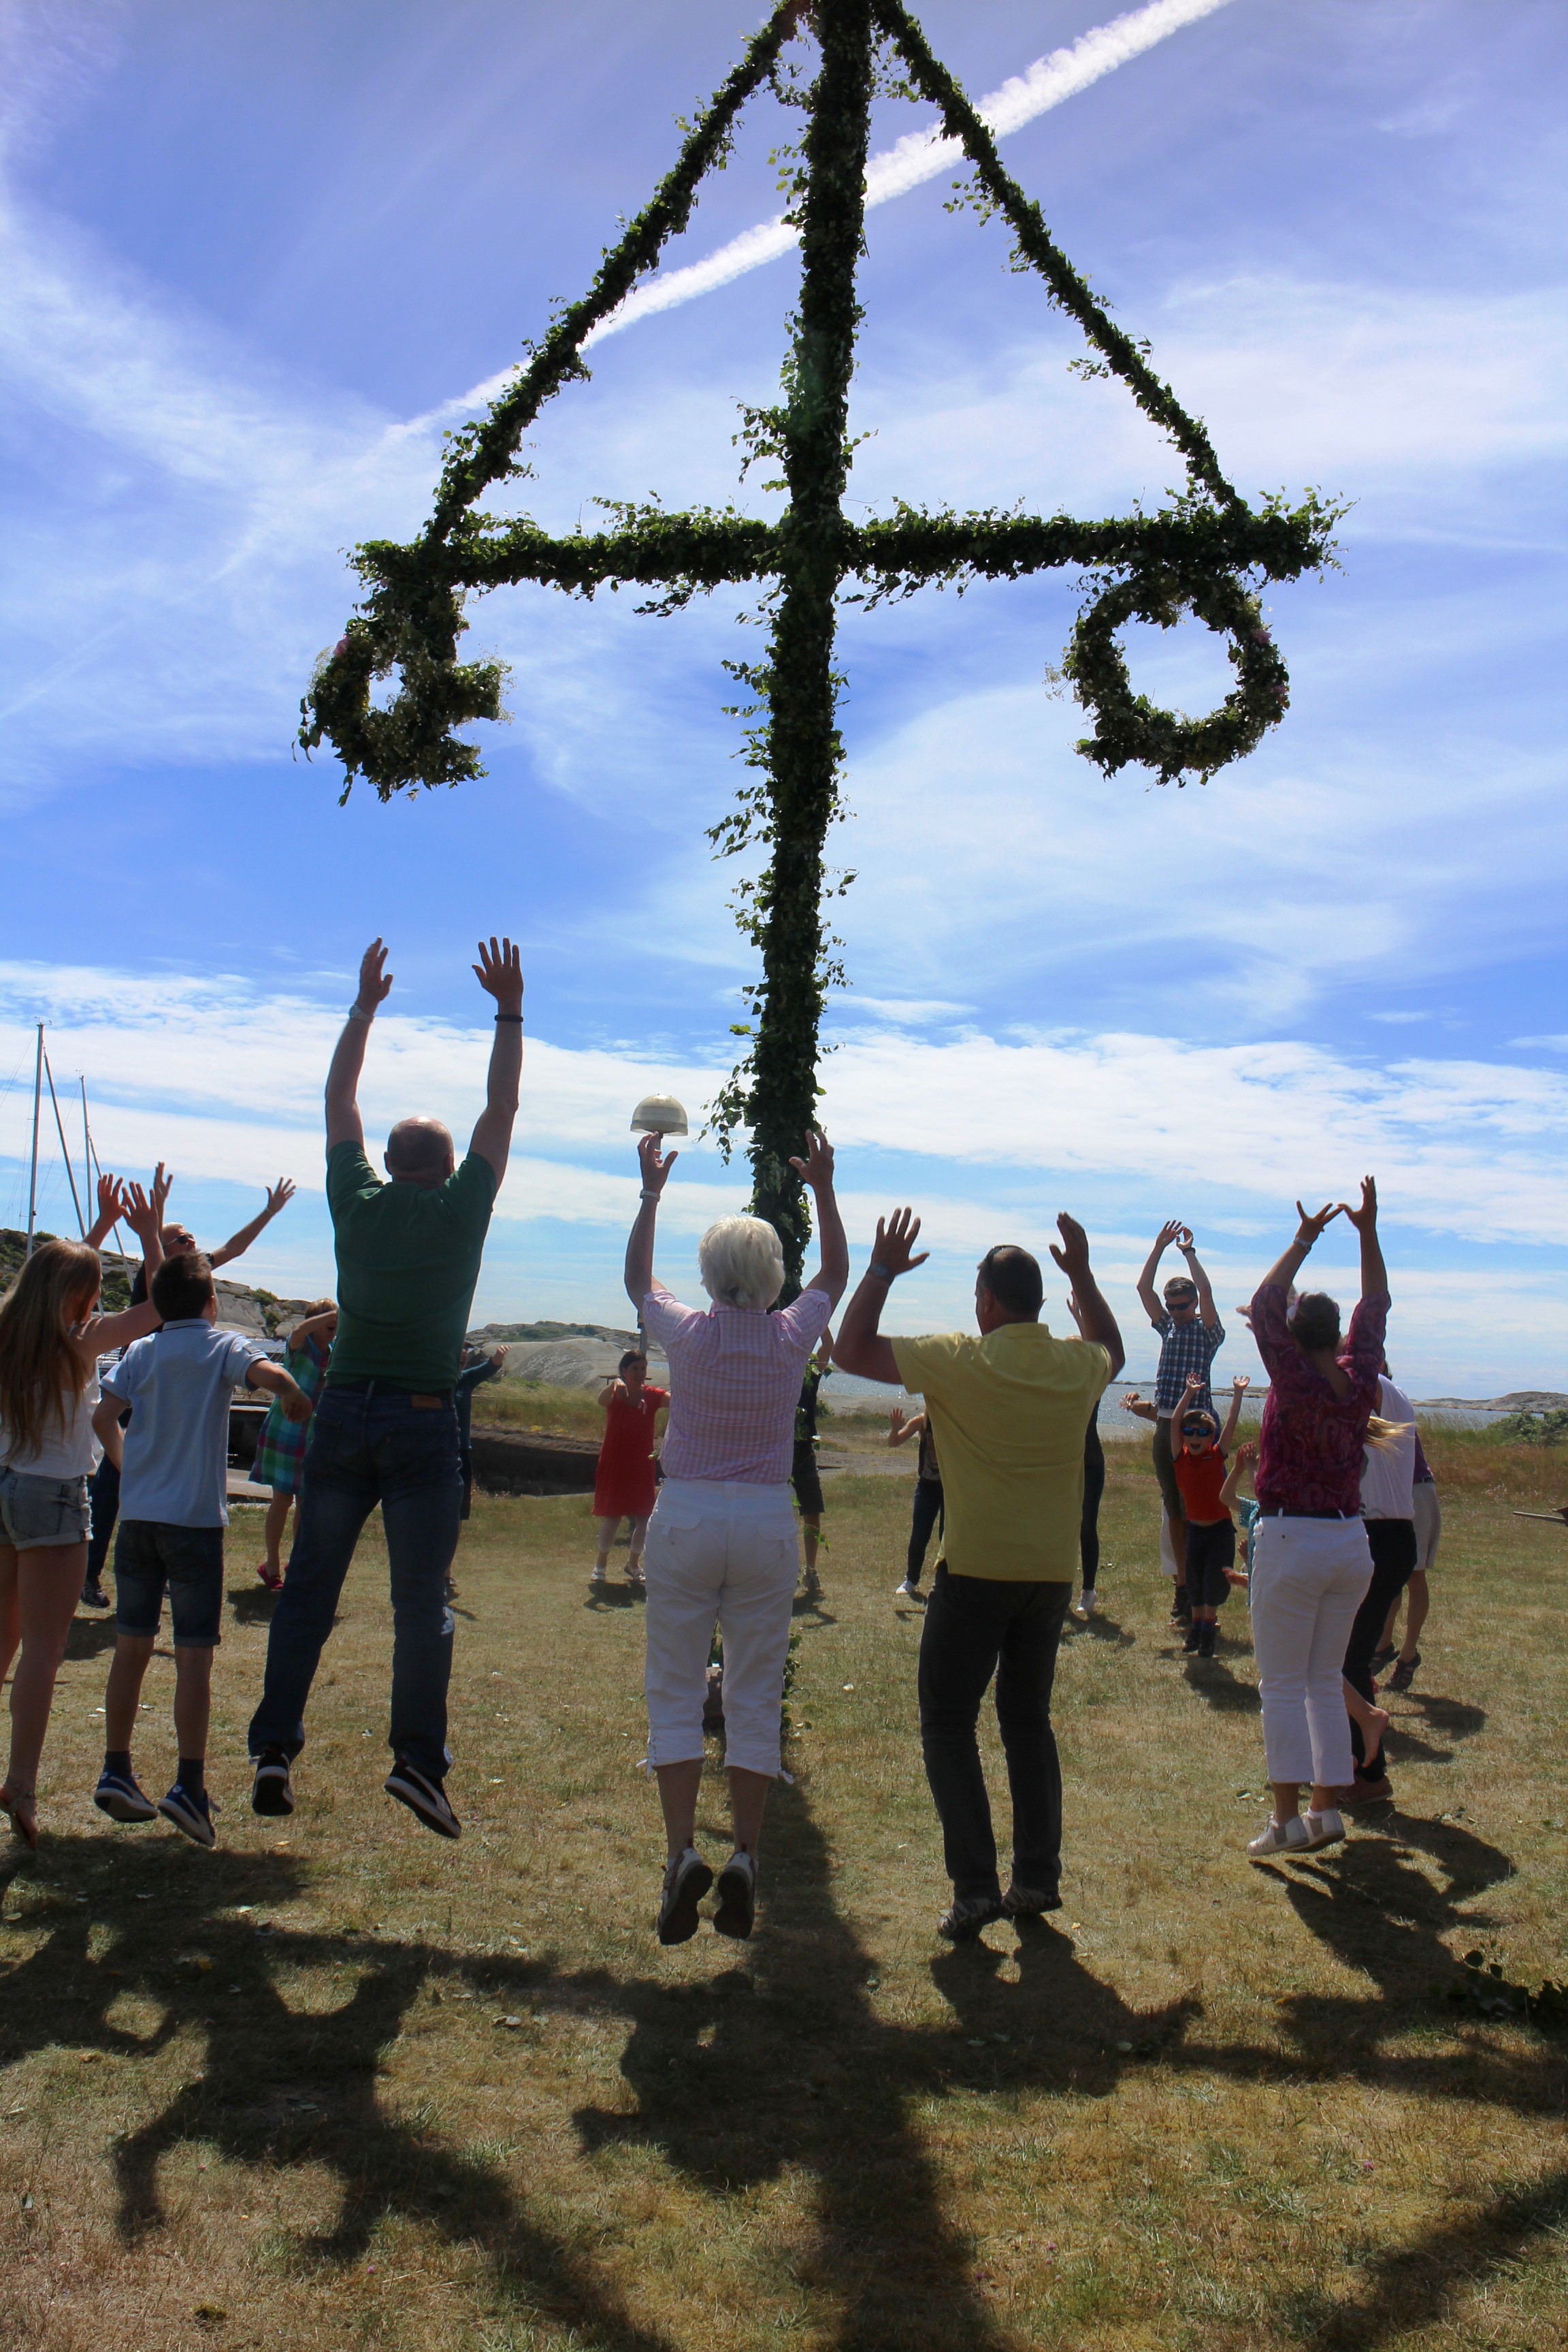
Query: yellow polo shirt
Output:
[[890, 1324, 1112, 1582]]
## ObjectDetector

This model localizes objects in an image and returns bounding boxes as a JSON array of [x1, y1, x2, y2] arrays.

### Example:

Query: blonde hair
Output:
[[1365, 1414, 1416, 1456], [0, 1239, 101, 1458], [698, 1215, 785, 1311]]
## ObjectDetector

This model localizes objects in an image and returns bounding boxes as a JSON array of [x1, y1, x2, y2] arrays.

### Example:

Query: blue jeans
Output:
[[917, 1568, 1071, 1904], [247, 1385, 461, 1783]]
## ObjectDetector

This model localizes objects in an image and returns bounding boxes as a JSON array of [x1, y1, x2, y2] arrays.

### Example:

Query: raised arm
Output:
[[1178, 1230, 1221, 1331], [84, 1171, 126, 1252], [210, 1178, 297, 1271], [1257, 1198, 1341, 1299], [287, 1309, 338, 1350], [1218, 1372, 1250, 1455], [834, 1207, 929, 1386], [625, 1132, 676, 1309], [1050, 1213, 1125, 1378], [247, 1358, 312, 1423], [468, 936, 525, 1186], [788, 1130, 848, 1307], [1137, 1219, 1183, 1326], [1220, 1441, 1254, 1512], [325, 940, 393, 1152], [80, 1183, 166, 1355], [1119, 1392, 1158, 1424], [1338, 1175, 1387, 1299], [887, 1406, 926, 1449]]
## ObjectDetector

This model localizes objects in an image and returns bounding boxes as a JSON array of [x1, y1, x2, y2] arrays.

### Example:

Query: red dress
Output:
[[593, 1386, 668, 1518]]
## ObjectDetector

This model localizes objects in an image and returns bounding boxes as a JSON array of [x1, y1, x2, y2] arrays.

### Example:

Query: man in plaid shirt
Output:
[[1137, 1222, 1224, 1616]]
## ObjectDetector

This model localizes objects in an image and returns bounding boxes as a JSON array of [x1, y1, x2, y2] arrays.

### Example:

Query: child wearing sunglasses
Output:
[[1173, 1371, 1250, 1659]]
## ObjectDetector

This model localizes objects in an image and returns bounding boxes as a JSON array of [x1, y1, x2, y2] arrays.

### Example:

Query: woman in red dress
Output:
[[592, 1350, 668, 1588]]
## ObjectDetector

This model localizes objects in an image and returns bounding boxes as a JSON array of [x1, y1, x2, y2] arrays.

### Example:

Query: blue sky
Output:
[[1, 0, 1565, 1391]]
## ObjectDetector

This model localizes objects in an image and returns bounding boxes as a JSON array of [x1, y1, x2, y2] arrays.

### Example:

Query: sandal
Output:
[[255, 1562, 282, 1590], [1, 1786, 38, 1850]]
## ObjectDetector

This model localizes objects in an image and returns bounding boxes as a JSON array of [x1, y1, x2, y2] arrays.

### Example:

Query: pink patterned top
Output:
[[1251, 1281, 1390, 1514], [642, 1283, 834, 1485]]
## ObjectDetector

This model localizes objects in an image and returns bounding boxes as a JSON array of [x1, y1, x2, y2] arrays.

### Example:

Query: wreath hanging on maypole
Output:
[[300, 0, 1341, 1287]]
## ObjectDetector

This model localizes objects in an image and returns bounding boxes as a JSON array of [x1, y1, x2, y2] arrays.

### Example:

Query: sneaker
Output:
[[657, 1846, 713, 1946], [802, 1568, 822, 1602], [1182, 1623, 1203, 1654], [1074, 1588, 1098, 1618], [590, 1562, 607, 1585], [1171, 1589, 1192, 1625], [1302, 1808, 1345, 1851], [894, 1578, 924, 1601], [94, 1767, 157, 1824], [713, 1850, 757, 1940], [157, 1783, 216, 1848], [1370, 1642, 1396, 1673], [1247, 1814, 1311, 1861], [250, 1748, 295, 1816], [1001, 1882, 1061, 1918], [937, 1892, 1004, 1942], [1388, 1651, 1420, 1692], [81, 1577, 110, 1610], [385, 1759, 461, 1840], [1198, 1623, 1216, 1659]]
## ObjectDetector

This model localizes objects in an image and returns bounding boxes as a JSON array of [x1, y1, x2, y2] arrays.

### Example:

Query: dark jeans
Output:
[[917, 1568, 1072, 1904], [906, 1478, 944, 1585], [87, 1450, 122, 1582], [1343, 1516, 1418, 1765], [247, 1385, 462, 1784], [1080, 1422, 1105, 1588], [1184, 1516, 1235, 1609]]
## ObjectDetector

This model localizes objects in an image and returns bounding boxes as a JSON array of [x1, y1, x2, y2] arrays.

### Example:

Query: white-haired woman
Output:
[[626, 1127, 847, 1946]]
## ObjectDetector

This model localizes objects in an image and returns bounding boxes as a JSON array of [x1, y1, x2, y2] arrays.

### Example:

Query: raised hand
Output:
[[1230, 1371, 1251, 1393], [1294, 1199, 1341, 1247], [1154, 1218, 1185, 1252], [637, 1130, 678, 1196], [121, 1182, 161, 1247], [889, 1404, 909, 1439], [787, 1128, 835, 1192], [872, 1207, 928, 1280], [151, 1162, 173, 1220], [1176, 1226, 1196, 1252], [355, 939, 394, 1013], [1182, 1372, 1205, 1398], [474, 935, 524, 1015], [1048, 1211, 1093, 1286], [264, 1178, 296, 1219], [95, 1171, 126, 1226], [1337, 1175, 1378, 1233]]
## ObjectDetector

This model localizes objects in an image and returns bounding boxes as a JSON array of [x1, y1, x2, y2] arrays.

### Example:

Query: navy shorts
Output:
[[114, 1520, 225, 1647], [1184, 1517, 1235, 1610]]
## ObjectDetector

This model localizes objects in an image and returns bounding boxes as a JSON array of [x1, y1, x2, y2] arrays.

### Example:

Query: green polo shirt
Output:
[[325, 1141, 497, 1392]]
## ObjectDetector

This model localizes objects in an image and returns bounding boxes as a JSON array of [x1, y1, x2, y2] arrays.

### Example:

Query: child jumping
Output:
[[91, 1252, 310, 1844], [251, 1300, 336, 1589], [1173, 1371, 1249, 1659]]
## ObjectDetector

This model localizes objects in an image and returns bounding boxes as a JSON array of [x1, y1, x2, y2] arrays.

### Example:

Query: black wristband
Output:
[[493, 1013, 524, 1024]]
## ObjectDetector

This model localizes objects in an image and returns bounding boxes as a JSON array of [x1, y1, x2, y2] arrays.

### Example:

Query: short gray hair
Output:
[[698, 1215, 785, 1311]]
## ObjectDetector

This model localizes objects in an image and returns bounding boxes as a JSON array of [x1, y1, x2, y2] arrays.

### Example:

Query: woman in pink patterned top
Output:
[[625, 1126, 847, 1948], [1243, 1176, 1388, 1865]]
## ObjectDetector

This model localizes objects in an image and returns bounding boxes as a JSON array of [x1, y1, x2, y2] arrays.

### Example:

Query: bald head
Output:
[[385, 1117, 456, 1188]]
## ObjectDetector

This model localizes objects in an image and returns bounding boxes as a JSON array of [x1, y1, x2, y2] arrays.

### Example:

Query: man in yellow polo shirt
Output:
[[834, 1208, 1123, 1940]]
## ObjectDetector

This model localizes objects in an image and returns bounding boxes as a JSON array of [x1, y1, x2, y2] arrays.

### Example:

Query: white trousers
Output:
[[1413, 1481, 1441, 1574], [642, 1478, 800, 1778], [1249, 1516, 1372, 1790]]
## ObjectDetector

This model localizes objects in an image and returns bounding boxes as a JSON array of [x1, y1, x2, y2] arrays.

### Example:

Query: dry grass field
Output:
[[3, 1426, 1566, 2351]]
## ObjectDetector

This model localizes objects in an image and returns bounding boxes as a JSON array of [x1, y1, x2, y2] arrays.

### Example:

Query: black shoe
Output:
[[81, 1578, 110, 1610], [385, 1759, 461, 1839], [657, 1847, 713, 1945], [1388, 1651, 1420, 1691], [713, 1850, 757, 1940], [1001, 1882, 1061, 1919], [1182, 1623, 1203, 1654], [1198, 1624, 1216, 1659], [1371, 1642, 1396, 1673], [937, 1892, 1004, 1943], [250, 1748, 294, 1816]]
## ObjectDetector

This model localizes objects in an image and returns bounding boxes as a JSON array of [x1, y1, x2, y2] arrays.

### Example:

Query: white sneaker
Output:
[[1302, 1808, 1345, 1850], [1247, 1814, 1311, 1863], [894, 1578, 923, 1601], [1074, 1588, 1098, 1618], [590, 1562, 606, 1584]]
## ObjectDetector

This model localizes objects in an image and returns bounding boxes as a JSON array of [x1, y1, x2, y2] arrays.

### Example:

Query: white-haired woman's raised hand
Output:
[[787, 1128, 834, 1192], [638, 1130, 679, 1195]]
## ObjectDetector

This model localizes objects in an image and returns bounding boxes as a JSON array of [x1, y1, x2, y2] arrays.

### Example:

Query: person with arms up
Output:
[[887, 1402, 942, 1603], [1171, 1371, 1250, 1659], [1338, 1358, 1419, 1806], [1065, 1291, 1107, 1620], [90, 1253, 310, 1843], [835, 1213, 1124, 1942], [629, 1129, 847, 1946], [247, 936, 524, 1842], [1243, 1178, 1388, 1863], [0, 1187, 165, 1846], [1135, 1222, 1224, 1624], [82, 1164, 298, 1610]]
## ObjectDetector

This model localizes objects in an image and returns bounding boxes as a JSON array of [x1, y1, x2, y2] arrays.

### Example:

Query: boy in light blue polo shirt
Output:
[[89, 1252, 310, 1844]]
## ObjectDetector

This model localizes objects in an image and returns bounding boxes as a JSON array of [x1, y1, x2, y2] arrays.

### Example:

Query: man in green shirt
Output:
[[248, 935, 524, 1840]]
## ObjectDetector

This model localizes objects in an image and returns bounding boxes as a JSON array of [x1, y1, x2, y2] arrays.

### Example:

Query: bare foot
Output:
[[1, 1786, 38, 1850], [1364, 1703, 1390, 1755]]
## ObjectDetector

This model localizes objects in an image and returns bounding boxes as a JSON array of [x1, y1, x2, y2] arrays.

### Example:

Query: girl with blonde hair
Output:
[[0, 1186, 164, 1845]]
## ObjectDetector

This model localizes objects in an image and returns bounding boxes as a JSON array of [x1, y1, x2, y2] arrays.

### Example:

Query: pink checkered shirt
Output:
[[642, 1283, 834, 1485]]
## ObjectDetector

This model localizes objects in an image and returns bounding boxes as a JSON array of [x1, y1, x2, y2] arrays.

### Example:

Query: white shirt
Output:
[[1359, 1375, 1416, 1521], [103, 1320, 267, 1528], [0, 1364, 101, 1479]]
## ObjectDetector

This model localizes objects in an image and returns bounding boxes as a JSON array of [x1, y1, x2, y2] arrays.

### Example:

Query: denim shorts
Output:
[[0, 1465, 92, 1550], [114, 1519, 225, 1647]]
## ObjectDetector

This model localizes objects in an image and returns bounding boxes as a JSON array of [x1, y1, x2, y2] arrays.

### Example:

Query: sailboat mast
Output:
[[25, 1022, 43, 1257]]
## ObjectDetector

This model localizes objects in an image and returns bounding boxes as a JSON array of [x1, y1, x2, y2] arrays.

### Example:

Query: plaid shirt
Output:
[[1154, 1310, 1225, 1416], [642, 1284, 833, 1484]]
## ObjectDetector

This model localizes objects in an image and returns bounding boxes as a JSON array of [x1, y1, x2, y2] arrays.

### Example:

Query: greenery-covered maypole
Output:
[[299, 0, 1341, 1290]]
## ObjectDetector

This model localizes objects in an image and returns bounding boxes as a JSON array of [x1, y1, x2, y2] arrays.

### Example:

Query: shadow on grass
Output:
[[1062, 1604, 1135, 1648], [1399, 1690, 1486, 1742], [1182, 1651, 1260, 1712], [64, 1616, 118, 1661], [225, 1584, 279, 1627]]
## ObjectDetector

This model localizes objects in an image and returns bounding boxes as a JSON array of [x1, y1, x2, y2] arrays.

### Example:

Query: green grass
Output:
[[2, 1431, 1566, 2350]]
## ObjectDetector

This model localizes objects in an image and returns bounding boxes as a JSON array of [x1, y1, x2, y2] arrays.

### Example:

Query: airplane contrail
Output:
[[402, 0, 1238, 434]]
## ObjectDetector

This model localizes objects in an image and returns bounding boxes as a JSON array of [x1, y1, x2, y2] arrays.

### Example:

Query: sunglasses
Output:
[[1181, 1422, 1211, 1438]]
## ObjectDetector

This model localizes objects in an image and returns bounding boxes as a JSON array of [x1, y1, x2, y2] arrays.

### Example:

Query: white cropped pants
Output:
[[1413, 1481, 1441, 1574], [1249, 1514, 1373, 1791], [642, 1478, 800, 1778]]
